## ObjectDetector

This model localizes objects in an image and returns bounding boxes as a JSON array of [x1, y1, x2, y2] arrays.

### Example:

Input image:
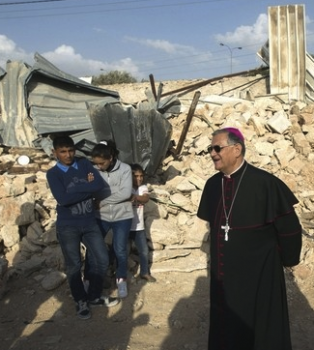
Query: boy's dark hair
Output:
[[91, 140, 119, 160], [130, 163, 144, 173], [53, 135, 75, 150]]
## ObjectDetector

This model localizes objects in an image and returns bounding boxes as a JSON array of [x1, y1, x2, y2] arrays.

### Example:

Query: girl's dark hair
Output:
[[130, 163, 144, 173], [91, 140, 119, 159]]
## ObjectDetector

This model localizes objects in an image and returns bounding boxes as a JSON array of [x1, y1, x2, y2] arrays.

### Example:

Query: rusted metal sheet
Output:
[[268, 5, 306, 101]]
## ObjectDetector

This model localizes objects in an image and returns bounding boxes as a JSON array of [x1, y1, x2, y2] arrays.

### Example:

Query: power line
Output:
[[139, 52, 259, 73], [1, 0, 308, 79], [0, 0, 65, 5], [0, 0, 230, 19]]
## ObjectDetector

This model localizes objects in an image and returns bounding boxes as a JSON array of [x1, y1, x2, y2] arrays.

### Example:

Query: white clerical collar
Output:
[[224, 160, 245, 178]]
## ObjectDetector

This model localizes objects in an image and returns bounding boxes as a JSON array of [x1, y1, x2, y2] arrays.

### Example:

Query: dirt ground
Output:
[[1, 266, 314, 350], [0, 267, 210, 350], [1, 78, 314, 350]]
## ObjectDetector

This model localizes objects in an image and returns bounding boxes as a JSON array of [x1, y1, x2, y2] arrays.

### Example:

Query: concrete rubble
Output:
[[1, 74, 314, 298]]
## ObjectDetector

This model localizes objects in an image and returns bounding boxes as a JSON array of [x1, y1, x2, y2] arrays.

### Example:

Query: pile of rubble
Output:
[[1, 77, 314, 299]]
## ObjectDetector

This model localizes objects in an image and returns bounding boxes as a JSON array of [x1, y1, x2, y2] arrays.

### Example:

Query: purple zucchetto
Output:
[[221, 127, 244, 142]]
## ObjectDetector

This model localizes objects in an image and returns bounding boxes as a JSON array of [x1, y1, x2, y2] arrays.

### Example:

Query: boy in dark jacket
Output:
[[46, 135, 118, 320]]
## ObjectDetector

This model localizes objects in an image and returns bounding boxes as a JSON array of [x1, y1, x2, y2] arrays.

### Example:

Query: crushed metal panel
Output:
[[0, 53, 120, 147], [28, 82, 118, 135], [30, 52, 120, 98], [30, 106, 93, 134], [27, 53, 120, 136], [86, 101, 172, 175], [268, 4, 306, 101], [305, 53, 314, 103], [138, 92, 181, 118], [257, 40, 269, 65], [33, 128, 98, 157], [0, 60, 38, 146], [0, 66, 5, 78], [70, 129, 97, 145]]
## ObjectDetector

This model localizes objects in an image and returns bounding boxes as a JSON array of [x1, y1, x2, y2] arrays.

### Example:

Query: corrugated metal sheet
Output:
[[305, 53, 314, 102], [0, 53, 120, 147], [28, 81, 118, 134], [0, 53, 175, 175], [30, 106, 93, 134], [30, 53, 119, 97], [268, 4, 306, 101], [86, 101, 173, 175], [0, 66, 5, 78], [0, 60, 35, 147]]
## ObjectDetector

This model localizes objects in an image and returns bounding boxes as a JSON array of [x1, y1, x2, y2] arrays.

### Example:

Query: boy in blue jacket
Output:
[[46, 135, 118, 320]]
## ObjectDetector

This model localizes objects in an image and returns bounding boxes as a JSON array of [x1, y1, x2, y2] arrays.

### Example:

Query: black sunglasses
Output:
[[208, 144, 235, 153]]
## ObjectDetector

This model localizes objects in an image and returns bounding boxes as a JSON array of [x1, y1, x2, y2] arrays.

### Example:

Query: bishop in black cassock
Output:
[[197, 127, 302, 350]]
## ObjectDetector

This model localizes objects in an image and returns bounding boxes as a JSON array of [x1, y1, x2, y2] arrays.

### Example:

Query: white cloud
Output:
[[125, 36, 195, 55], [0, 34, 33, 66], [0, 34, 16, 52], [93, 27, 107, 34], [0, 36, 143, 79], [215, 12, 314, 53], [215, 14, 268, 50], [305, 15, 313, 25], [122, 36, 216, 78], [42, 44, 141, 77]]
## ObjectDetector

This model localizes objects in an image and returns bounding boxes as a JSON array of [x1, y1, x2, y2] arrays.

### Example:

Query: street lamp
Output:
[[220, 43, 242, 73]]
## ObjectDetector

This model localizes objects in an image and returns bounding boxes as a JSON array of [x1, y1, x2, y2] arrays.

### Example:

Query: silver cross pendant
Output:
[[221, 222, 230, 241]]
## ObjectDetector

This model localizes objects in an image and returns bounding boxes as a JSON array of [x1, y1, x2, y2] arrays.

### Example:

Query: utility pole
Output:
[[220, 43, 242, 73]]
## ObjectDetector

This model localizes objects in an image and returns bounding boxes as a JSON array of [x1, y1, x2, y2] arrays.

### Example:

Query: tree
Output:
[[92, 70, 137, 85]]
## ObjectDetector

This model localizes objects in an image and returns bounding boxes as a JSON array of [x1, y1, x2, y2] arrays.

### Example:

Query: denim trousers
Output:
[[57, 221, 109, 302], [129, 230, 150, 276], [97, 218, 132, 280]]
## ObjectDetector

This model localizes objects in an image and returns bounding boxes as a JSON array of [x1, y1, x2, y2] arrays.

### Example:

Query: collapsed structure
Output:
[[0, 52, 176, 176], [0, 4, 314, 294]]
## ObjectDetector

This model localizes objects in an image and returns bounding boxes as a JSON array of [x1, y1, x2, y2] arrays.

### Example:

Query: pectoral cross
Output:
[[221, 222, 230, 241]]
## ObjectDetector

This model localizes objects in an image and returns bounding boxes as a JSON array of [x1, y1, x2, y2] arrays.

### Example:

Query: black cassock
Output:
[[197, 161, 302, 350]]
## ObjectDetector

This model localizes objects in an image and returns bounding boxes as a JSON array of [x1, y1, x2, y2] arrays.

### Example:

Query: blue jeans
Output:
[[97, 218, 132, 280], [130, 230, 150, 276], [57, 221, 109, 302]]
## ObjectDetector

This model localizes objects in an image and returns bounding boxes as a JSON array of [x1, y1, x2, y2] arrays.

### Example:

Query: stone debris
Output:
[[41, 270, 67, 291], [1, 76, 314, 297]]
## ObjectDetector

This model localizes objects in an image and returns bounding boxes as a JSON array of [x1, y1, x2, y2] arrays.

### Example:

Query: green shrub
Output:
[[92, 70, 137, 85]]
